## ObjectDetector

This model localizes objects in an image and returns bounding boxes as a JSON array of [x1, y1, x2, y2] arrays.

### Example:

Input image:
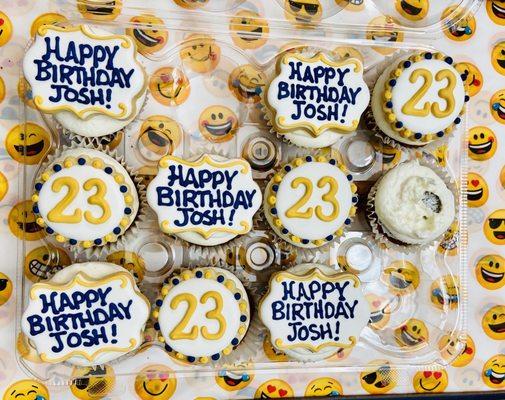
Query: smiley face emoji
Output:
[[430, 275, 459, 310], [441, 6, 475, 41], [437, 221, 459, 256], [263, 334, 289, 362], [438, 333, 475, 367], [180, 35, 221, 74], [215, 363, 254, 392], [8, 200, 46, 241], [106, 251, 146, 282], [3, 380, 49, 400], [254, 379, 293, 398], [482, 305, 505, 340], [229, 11, 269, 50], [0, 171, 8, 202], [30, 13, 68, 37], [284, 0, 323, 26], [395, 0, 429, 21], [476, 254, 505, 290], [228, 64, 265, 104], [5, 123, 51, 165], [491, 89, 505, 124], [467, 172, 489, 207], [484, 209, 505, 245], [455, 62, 483, 97], [173, 0, 209, 9], [199, 105, 239, 143], [413, 370, 448, 393], [127, 15, 167, 55], [0, 12, 13, 47], [482, 354, 505, 388], [70, 365, 116, 400], [360, 360, 397, 394], [149, 67, 190, 107], [366, 16, 404, 55], [24, 245, 71, 282], [487, 1, 505, 25], [304, 377, 342, 397], [468, 126, 496, 161], [491, 42, 505, 75], [366, 294, 393, 330], [0, 272, 12, 306], [382, 260, 420, 294], [138, 116, 182, 160], [395, 318, 429, 348], [332, 46, 364, 64], [134, 365, 177, 400], [77, 0, 122, 21]]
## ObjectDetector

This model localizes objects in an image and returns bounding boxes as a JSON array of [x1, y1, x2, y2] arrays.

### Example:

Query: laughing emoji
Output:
[[438, 333, 475, 367], [254, 379, 293, 398], [3, 380, 50, 400], [138, 116, 182, 159], [395, 318, 429, 348], [229, 10, 269, 50], [8, 200, 46, 241], [24, 245, 71, 282], [215, 363, 254, 392], [487, 0, 505, 25], [382, 260, 420, 295], [366, 16, 404, 55], [430, 275, 459, 310], [134, 365, 177, 400], [484, 209, 505, 245], [467, 172, 489, 207], [468, 126, 496, 161], [483, 305, 505, 340], [442, 6, 475, 41], [284, 0, 323, 26], [360, 360, 397, 394], [198, 105, 239, 143], [395, 0, 429, 22], [455, 62, 483, 97], [180, 34, 221, 73], [149, 67, 190, 107], [228, 64, 266, 104], [304, 377, 342, 397], [476, 254, 505, 290], [491, 89, 505, 124], [127, 15, 168, 55], [5, 123, 51, 165], [413, 370, 448, 393], [77, 0, 122, 21], [30, 13, 68, 38], [70, 365, 116, 400], [492, 41, 505, 75], [483, 354, 505, 388]]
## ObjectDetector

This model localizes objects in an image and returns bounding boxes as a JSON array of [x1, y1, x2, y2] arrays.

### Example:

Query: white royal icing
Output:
[[260, 263, 370, 361], [21, 262, 150, 366], [147, 154, 262, 246], [374, 160, 455, 245]]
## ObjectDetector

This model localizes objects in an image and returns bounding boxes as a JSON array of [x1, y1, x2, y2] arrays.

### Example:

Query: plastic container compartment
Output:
[[16, 0, 479, 393]]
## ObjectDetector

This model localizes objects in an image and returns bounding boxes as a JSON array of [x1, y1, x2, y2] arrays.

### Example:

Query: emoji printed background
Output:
[[1, 0, 505, 399]]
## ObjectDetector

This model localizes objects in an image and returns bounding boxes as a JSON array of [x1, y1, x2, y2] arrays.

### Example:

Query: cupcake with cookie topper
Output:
[[23, 24, 147, 139], [263, 50, 370, 148]]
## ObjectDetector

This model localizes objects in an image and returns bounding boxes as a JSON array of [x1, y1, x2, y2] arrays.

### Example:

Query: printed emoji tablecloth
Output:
[[0, 0, 505, 399]]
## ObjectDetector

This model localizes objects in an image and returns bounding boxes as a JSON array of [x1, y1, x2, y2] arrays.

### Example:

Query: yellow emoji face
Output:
[[70, 365, 116, 400], [455, 62, 483, 97], [492, 42, 505, 75], [0, 12, 13, 47], [0, 171, 8, 202], [0, 76, 5, 105], [254, 379, 293, 399], [263, 334, 289, 362], [18, 78, 36, 109], [96, 131, 123, 151], [413, 370, 448, 393], [366, 294, 392, 330], [30, 13, 68, 37], [2, 380, 49, 400], [395, 0, 429, 21], [284, 0, 323, 26], [8, 200, 46, 241], [432, 144, 448, 167], [468, 126, 497, 161], [332, 46, 364, 64], [228, 64, 265, 104], [106, 250, 146, 282], [215, 363, 254, 392], [371, 138, 402, 169], [487, 1, 505, 25], [304, 377, 343, 397], [360, 360, 397, 394], [482, 305, 505, 340], [0, 272, 12, 306], [230, 11, 269, 50], [491, 89, 505, 124], [382, 260, 420, 294], [430, 275, 459, 310], [467, 172, 489, 207], [77, 0, 122, 21], [149, 67, 190, 107], [127, 15, 168, 55], [484, 209, 505, 245], [198, 105, 239, 143], [5, 123, 51, 165], [173, 0, 209, 9], [180, 35, 221, 74], [134, 365, 177, 400], [395, 318, 429, 348], [138, 116, 182, 159], [24, 245, 71, 282], [366, 16, 404, 55], [438, 333, 475, 367], [482, 354, 505, 388], [476, 254, 505, 290], [437, 221, 459, 256], [442, 6, 476, 41]]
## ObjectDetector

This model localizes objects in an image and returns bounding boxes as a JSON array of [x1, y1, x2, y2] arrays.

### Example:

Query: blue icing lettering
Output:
[[286, 321, 340, 343]]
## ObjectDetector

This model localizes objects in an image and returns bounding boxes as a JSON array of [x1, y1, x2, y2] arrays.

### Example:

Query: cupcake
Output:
[[369, 160, 456, 246], [264, 155, 358, 248], [153, 267, 250, 364], [371, 51, 468, 147], [32, 148, 140, 251], [21, 262, 150, 366], [23, 24, 147, 137], [264, 50, 370, 148]]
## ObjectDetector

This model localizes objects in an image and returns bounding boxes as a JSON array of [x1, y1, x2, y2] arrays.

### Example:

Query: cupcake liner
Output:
[[32, 142, 147, 259], [366, 156, 459, 254]]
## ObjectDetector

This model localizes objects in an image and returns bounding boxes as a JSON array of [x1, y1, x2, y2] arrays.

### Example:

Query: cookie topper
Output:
[[23, 24, 147, 120], [266, 52, 370, 136]]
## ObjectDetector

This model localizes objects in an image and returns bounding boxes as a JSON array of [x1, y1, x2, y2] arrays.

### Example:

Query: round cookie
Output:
[[21, 262, 150, 366], [372, 160, 455, 245], [372, 51, 467, 146], [154, 267, 250, 364], [264, 155, 357, 248], [23, 24, 147, 137], [32, 148, 139, 250], [259, 263, 369, 362]]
